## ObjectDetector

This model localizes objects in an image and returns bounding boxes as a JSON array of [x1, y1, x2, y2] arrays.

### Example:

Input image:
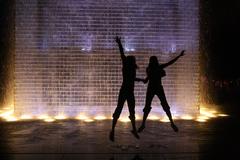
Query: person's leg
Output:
[[110, 89, 126, 141], [127, 92, 139, 139], [138, 88, 154, 132], [157, 86, 178, 132]]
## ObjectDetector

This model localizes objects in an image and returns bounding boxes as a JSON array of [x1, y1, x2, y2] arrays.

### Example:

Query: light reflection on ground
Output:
[[0, 106, 228, 123], [0, 116, 236, 160]]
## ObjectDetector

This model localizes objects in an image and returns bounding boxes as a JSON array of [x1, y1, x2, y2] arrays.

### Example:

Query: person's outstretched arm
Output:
[[115, 36, 126, 62], [142, 68, 150, 84], [143, 77, 149, 84], [161, 50, 185, 68]]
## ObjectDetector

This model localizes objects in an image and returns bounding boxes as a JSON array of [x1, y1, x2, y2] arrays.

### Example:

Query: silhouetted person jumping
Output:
[[109, 36, 144, 142], [138, 50, 185, 133]]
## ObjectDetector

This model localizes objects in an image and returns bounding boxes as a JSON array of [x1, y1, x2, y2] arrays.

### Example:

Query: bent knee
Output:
[[128, 115, 135, 120], [112, 110, 121, 119], [143, 107, 152, 113], [112, 113, 120, 119]]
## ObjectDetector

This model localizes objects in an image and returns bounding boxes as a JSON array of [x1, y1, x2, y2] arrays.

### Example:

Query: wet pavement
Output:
[[0, 117, 239, 160]]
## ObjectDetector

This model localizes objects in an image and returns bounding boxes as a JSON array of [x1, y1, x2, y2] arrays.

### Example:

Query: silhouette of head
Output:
[[149, 56, 159, 68], [126, 56, 138, 69]]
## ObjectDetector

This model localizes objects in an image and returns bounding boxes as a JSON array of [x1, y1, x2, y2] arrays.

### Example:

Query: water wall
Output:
[[14, 0, 199, 117]]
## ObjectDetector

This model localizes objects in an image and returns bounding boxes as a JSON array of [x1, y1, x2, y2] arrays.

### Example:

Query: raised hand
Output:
[[115, 36, 121, 44], [143, 79, 148, 84], [180, 50, 185, 57]]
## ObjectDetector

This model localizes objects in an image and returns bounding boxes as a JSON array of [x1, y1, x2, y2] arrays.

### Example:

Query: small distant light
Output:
[[0, 110, 14, 117], [119, 117, 130, 123], [170, 43, 176, 53], [44, 118, 55, 122], [209, 110, 218, 114], [196, 118, 207, 122], [81, 47, 91, 51], [181, 115, 194, 120], [200, 111, 217, 118], [148, 115, 159, 120], [94, 115, 107, 120], [5, 116, 18, 122], [135, 115, 141, 120], [196, 115, 209, 122], [84, 119, 94, 122], [160, 117, 170, 122], [198, 104, 229, 120], [0, 110, 18, 122], [37, 115, 49, 120], [198, 115, 209, 119], [20, 115, 33, 120], [76, 114, 88, 120], [218, 114, 229, 117], [54, 115, 67, 120], [125, 48, 135, 52]]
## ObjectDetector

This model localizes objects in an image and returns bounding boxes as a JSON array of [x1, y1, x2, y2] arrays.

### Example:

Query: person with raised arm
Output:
[[109, 36, 144, 142], [138, 50, 185, 133]]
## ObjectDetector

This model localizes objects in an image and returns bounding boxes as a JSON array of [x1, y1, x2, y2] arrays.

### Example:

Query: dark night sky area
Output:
[[200, 0, 240, 115], [201, 0, 240, 79], [0, 0, 14, 107]]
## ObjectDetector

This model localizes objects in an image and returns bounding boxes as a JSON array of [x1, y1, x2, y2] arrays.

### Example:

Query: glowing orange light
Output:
[[196, 115, 209, 122], [218, 113, 229, 117], [0, 110, 18, 122], [135, 114, 141, 120], [20, 115, 33, 120], [0, 110, 14, 117], [84, 119, 94, 122], [94, 115, 107, 120], [181, 115, 194, 120], [196, 118, 207, 122], [44, 118, 55, 122], [119, 117, 130, 123], [54, 115, 67, 120], [76, 114, 88, 120], [160, 117, 170, 122], [148, 115, 159, 120], [0, 103, 229, 123]]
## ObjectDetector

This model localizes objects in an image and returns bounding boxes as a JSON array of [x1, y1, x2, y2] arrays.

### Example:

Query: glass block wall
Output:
[[15, 0, 199, 117]]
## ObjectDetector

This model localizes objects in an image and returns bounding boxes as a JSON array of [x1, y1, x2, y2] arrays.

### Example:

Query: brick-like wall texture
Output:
[[15, 0, 199, 117]]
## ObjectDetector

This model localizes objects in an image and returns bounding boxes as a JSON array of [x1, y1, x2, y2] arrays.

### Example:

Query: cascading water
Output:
[[13, 0, 199, 118]]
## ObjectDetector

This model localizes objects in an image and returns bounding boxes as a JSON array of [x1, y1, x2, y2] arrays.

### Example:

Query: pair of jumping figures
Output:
[[110, 36, 185, 142]]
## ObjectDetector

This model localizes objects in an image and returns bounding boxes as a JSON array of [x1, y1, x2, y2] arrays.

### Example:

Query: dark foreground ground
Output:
[[0, 117, 239, 160]]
